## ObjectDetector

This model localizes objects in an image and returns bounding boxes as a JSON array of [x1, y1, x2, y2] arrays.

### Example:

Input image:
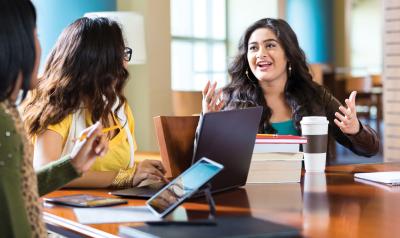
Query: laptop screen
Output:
[[191, 107, 263, 192], [146, 158, 223, 218]]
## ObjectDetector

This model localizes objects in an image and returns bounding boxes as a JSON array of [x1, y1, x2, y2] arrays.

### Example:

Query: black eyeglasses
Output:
[[124, 47, 132, 62]]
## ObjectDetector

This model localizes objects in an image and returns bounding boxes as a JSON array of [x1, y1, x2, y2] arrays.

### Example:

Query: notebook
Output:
[[44, 194, 127, 207], [119, 216, 300, 238], [354, 171, 400, 186], [111, 107, 263, 198]]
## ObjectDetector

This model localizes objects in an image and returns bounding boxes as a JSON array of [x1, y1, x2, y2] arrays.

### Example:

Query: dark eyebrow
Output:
[[248, 39, 279, 45], [264, 39, 279, 44]]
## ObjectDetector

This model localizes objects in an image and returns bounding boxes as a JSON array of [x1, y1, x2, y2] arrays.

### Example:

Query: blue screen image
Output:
[[148, 160, 222, 214]]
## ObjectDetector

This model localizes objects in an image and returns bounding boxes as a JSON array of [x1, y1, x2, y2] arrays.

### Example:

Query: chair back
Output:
[[153, 115, 200, 177], [345, 76, 372, 93]]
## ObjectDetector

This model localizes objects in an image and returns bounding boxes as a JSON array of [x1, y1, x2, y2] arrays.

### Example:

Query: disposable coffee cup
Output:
[[300, 116, 329, 172]]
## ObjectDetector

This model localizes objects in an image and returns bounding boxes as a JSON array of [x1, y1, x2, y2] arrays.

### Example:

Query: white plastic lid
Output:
[[300, 116, 329, 125]]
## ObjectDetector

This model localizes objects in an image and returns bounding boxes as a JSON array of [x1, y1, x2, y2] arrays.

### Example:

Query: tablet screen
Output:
[[146, 158, 223, 217]]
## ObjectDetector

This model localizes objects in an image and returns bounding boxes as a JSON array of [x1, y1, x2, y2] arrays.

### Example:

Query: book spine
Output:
[[253, 144, 300, 153], [255, 140, 307, 144]]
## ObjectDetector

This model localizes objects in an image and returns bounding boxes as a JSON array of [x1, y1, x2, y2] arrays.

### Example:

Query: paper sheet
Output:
[[73, 206, 161, 224]]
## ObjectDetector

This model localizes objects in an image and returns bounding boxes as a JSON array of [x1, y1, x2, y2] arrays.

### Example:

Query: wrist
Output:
[[347, 120, 362, 136], [110, 166, 136, 188], [69, 157, 83, 175]]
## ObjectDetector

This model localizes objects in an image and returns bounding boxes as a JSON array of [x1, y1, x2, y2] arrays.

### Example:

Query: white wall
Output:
[[383, 0, 400, 162], [350, 0, 382, 75], [227, 0, 279, 58]]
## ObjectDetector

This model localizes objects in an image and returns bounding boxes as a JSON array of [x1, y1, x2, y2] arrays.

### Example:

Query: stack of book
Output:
[[247, 134, 307, 184]]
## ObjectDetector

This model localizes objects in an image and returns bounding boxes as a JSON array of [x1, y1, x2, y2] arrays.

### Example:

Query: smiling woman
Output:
[[201, 18, 380, 163], [247, 28, 288, 84]]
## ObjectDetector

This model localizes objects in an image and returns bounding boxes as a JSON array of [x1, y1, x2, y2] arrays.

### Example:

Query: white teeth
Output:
[[257, 61, 272, 67]]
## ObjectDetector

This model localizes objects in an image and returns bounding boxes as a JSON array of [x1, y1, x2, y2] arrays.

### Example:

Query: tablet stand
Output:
[[147, 183, 217, 226], [203, 183, 216, 220]]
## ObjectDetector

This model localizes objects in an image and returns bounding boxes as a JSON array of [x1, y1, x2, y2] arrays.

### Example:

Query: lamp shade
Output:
[[84, 11, 146, 64]]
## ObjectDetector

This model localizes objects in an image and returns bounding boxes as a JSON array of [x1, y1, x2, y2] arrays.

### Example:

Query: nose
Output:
[[256, 48, 267, 59]]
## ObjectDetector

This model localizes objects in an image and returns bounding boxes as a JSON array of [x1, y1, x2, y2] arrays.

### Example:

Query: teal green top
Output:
[[271, 120, 299, 135], [0, 105, 80, 237]]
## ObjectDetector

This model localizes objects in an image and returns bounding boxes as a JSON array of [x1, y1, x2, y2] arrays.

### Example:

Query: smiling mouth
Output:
[[256, 61, 272, 70]]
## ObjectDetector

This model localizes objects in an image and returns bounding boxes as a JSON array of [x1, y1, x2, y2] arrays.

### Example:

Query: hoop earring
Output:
[[245, 70, 257, 83], [245, 70, 251, 80]]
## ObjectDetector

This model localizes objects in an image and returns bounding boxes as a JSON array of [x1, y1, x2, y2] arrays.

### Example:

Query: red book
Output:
[[255, 134, 307, 144]]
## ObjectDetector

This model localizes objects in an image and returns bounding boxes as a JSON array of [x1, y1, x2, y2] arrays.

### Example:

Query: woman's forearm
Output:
[[65, 170, 117, 188]]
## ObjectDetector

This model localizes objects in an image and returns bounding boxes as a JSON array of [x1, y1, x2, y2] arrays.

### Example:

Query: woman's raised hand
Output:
[[69, 122, 108, 174], [334, 91, 361, 135], [202, 81, 224, 114]]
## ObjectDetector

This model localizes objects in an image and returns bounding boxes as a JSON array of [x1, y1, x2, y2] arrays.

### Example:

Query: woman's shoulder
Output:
[[0, 105, 21, 139], [123, 102, 135, 120], [47, 113, 73, 136], [306, 84, 335, 102], [0, 105, 23, 164], [0, 105, 16, 129], [316, 86, 339, 103]]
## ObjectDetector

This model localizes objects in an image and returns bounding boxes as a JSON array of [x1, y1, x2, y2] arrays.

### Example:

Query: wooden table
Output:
[[43, 163, 400, 238]]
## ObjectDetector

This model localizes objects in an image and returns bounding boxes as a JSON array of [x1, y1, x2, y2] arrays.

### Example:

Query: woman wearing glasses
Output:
[[23, 17, 167, 188]]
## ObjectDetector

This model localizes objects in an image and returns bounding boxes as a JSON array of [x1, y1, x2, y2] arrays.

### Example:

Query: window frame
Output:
[[170, 0, 228, 91]]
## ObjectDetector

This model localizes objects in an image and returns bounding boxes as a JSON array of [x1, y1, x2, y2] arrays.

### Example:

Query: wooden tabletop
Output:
[[43, 163, 400, 238]]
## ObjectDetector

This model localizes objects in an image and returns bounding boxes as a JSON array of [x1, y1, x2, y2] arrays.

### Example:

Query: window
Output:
[[171, 0, 227, 91]]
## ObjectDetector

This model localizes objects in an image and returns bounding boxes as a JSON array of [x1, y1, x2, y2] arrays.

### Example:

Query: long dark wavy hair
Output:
[[0, 0, 36, 102], [23, 17, 129, 136], [224, 18, 323, 133]]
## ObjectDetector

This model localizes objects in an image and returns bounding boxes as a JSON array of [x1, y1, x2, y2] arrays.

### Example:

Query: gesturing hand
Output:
[[334, 91, 360, 135], [70, 122, 108, 174], [202, 80, 224, 114]]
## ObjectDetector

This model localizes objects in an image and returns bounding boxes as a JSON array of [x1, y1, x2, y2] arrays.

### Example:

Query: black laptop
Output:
[[111, 107, 263, 198]]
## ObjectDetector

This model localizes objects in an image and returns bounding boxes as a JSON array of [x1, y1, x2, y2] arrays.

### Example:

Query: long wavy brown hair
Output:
[[23, 17, 129, 136], [223, 18, 323, 133]]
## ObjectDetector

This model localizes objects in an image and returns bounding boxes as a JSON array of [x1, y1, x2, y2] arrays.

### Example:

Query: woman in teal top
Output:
[[0, 0, 108, 237], [201, 18, 379, 162], [271, 120, 299, 135]]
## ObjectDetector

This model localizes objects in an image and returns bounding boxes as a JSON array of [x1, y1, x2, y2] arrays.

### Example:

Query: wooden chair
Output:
[[153, 115, 200, 178], [371, 74, 382, 87]]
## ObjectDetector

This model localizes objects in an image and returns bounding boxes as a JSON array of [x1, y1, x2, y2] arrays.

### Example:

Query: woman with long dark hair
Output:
[[23, 17, 166, 188], [0, 0, 107, 236], [203, 18, 379, 162]]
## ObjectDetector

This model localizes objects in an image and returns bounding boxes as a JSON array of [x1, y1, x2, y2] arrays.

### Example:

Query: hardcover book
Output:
[[253, 134, 307, 154], [255, 134, 307, 144], [247, 153, 303, 183]]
